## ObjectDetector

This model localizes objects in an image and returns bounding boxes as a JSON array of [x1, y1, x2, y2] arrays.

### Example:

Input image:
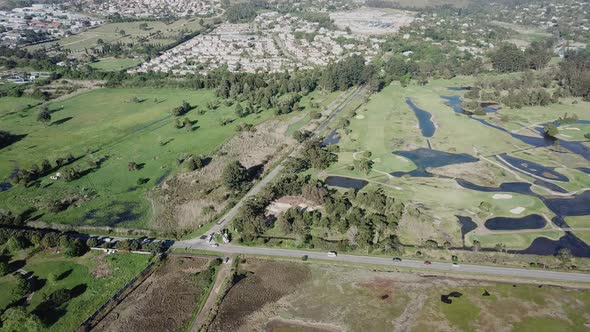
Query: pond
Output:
[[484, 214, 547, 231], [456, 216, 477, 246], [515, 231, 590, 257], [499, 153, 569, 182], [325, 176, 368, 190], [391, 148, 479, 177], [441, 95, 498, 114], [322, 129, 340, 146], [406, 98, 436, 138], [443, 94, 590, 160]]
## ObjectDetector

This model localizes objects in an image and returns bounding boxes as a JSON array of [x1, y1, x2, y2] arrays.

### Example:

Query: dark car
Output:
[[424, 261, 432, 265], [392, 257, 402, 262]]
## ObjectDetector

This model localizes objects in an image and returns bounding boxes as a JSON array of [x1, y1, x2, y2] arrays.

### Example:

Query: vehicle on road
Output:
[[452, 263, 460, 268], [209, 243, 219, 248], [327, 251, 337, 257], [392, 257, 402, 262], [424, 261, 432, 265]]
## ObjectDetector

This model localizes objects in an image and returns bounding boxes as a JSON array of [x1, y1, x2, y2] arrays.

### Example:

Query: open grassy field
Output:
[[0, 88, 273, 228], [0, 249, 150, 331], [316, 76, 590, 250], [0, 87, 333, 230], [29, 19, 203, 53], [89, 57, 143, 71], [0, 96, 41, 117], [211, 258, 590, 331]]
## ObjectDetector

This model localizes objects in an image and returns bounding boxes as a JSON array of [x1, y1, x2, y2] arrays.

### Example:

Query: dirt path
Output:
[[191, 257, 233, 332], [393, 293, 427, 332]]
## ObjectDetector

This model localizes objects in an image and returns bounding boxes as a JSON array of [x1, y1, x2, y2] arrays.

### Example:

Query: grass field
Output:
[[0, 250, 150, 331], [0, 88, 276, 228], [89, 57, 143, 71], [0, 87, 331, 229], [212, 258, 590, 331], [315, 76, 590, 250], [0, 96, 41, 117], [29, 19, 203, 53]]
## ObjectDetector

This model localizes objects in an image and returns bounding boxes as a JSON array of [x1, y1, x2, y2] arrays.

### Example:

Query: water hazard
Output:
[[406, 98, 436, 138], [391, 148, 479, 177], [325, 176, 368, 190], [484, 214, 547, 231]]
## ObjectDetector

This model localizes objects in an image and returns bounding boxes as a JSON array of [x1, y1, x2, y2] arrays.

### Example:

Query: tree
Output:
[[222, 161, 248, 191], [424, 239, 439, 249], [557, 248, 573, 266], [490, 43, 527, 73], [37, 107, 51, 125], [584, 133, 590, 140], [41, 232, 59, 248], [0, 307, 43, 332], [0, 261, 8, 277], [13, 274, 32, 297], [64, 238, 88, 257], [172, 101, 193, 116], [119, 30, 126, 36], [128, 162, 139, 171], [353, 158, 373, 174], [7, 236, 27, 252], [86, 237, 98, 248], [543, 123, 559, 138]]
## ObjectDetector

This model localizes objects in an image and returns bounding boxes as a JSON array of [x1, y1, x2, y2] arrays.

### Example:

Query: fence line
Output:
[[77, 258, 160, 331]]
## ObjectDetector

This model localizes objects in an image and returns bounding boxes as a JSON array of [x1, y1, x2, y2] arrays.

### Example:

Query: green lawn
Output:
[[0, 96, 41, 117], [89, 57, 143, 71], [0, 250, 150, 331], [0, 275, 19, 311], [0, 88, 275, 228], [468, 230, 565, 250]]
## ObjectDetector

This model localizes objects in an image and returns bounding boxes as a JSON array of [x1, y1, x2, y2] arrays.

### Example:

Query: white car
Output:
[[327, 251, 337, 257], [209, 243, 219, 248], [452, 263, 460, 268]]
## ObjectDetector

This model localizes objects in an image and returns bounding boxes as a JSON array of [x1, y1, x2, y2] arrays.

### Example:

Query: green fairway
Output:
[[315, 76, 590, 250], [89, 57, 143, 71], [0, 88, 275, 228]]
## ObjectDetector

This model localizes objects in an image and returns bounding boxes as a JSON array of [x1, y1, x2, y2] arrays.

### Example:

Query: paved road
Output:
[[172, 242, 590, 283], [189, 86, 365, 241]]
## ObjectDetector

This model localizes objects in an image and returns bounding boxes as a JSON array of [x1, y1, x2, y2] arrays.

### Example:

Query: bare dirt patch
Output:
[[93, 256, 210, 332], [330, 8, 415, 35], [91, 253, 112, 278], [151, 119, 295, 231], [208, 259, 311, 332], [266, 195, 321, 216]]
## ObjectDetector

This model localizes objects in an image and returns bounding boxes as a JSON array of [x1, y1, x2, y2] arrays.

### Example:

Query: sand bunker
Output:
[[492, 194, 513, 200], [510, 207, 525, 214]]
